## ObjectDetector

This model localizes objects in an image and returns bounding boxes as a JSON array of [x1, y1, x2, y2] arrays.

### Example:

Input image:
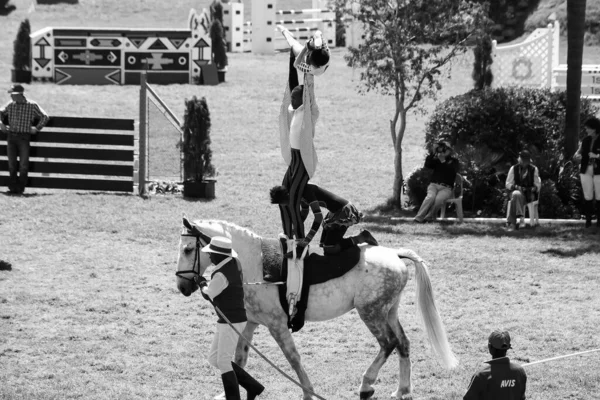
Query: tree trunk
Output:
[[564, 0, 587, 159], [392, 111, 407, 208]]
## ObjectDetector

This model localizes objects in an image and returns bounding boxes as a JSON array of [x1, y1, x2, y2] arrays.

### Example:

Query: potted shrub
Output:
[[210, 0, 228, 83], [12, 19, 32, 83], [181, 96, 216, 198]]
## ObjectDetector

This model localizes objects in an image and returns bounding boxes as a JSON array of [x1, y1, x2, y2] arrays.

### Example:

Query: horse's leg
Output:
[[269, 323, 315, 400], [233, 321, 259, 368], [387, 306, 412, 400], [356, 308, 399, 400]]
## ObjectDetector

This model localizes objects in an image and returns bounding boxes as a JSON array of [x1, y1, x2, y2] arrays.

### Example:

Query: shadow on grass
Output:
[[75, 192, 134, 197], [363, 202, 595, 242], [0, 260, 12, 271], [540, 244, 600, 258], [1, 192, 54, 198]]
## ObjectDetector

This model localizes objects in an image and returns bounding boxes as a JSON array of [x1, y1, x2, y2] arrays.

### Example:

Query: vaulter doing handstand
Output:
[[276, 26, 330, 260]]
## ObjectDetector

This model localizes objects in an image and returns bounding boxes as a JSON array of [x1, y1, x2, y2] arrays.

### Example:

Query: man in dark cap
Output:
[[0, 84, 49, 194], [505, 150, 541, 230], [464, 330, 527, 400]]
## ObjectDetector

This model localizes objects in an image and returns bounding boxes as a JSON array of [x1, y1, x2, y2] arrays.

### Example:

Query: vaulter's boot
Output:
[[221, 371, 241, 400], [232, 363, 264, 400], [585, 200, 593, 228], [596, 201, 600, 229], [354, 230, 379, 246]]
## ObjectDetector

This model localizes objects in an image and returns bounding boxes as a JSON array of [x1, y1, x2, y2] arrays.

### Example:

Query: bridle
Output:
[[175, 229, 212, 284]]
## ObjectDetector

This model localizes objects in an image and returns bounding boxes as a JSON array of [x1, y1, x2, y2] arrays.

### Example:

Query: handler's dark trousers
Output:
[[6, 133, 31, 192]]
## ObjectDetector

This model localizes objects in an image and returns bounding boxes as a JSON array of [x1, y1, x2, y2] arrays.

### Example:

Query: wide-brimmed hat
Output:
[[488, 330, 512, 350], [201, 236, 238, 258], [8, 84, 25, 94]]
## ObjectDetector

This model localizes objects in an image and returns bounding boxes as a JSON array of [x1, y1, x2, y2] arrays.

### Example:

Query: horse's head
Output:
[[175, 217, 213, 296]]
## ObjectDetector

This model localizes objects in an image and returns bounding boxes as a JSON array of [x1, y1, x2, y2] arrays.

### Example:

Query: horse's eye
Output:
[[183, 245, 194, 254]]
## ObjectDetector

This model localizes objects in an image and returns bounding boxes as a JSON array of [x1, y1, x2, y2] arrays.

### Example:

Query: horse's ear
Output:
[[183, 216, 193, 231]]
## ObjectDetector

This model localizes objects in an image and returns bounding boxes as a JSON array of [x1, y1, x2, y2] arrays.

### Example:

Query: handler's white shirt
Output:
[[202, 258, 231, 300], [288, 104, 305, 150]]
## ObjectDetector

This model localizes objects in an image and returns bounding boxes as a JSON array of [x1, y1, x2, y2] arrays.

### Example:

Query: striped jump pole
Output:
[[275, 8, 332, 15], [250, 0, 337, 54]]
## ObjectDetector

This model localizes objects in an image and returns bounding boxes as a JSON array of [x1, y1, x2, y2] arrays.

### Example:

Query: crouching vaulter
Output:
[[198, 237, 265, 400]]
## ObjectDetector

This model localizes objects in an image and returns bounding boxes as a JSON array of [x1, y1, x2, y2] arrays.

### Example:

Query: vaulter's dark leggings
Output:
[[289, 47, 299, 90], [279, 149, 309, 239]]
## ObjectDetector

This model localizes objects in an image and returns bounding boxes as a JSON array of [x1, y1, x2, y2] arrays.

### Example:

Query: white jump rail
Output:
[[224, 0, 363, 54]]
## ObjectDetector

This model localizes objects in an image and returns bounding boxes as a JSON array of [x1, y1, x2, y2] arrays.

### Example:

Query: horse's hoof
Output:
[[359, 388, 375, 399], [390, 390, 412, 400]]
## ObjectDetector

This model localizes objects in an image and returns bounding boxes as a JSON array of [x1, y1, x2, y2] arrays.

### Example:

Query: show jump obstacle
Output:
[[492, 21, 600, 100], [0, 116, 137, 192], [223, 0, 363, 53], [30, 9, 214, 85]]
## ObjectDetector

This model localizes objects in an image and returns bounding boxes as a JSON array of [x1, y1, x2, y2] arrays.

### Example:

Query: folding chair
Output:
[[506, 198, 539, 227]]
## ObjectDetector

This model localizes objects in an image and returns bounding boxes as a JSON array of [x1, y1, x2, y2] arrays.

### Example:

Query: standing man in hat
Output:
[[198, 236, 264, 400], [464, 330, 527, 400], [505, 150, 541, 231], [0, 84, 49, 194]]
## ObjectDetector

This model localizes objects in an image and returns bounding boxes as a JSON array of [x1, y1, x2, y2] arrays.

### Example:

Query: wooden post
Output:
[[138, 71, 148, 196]]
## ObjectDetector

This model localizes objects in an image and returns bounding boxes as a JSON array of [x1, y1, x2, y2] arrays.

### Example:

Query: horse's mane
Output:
[[195, 219, 263, 241]]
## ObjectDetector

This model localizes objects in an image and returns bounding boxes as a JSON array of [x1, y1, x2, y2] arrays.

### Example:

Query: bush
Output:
[[181, 96, 215, 182], [12, 19, 31, 71], [423, 87, 598, 218], [404, 167, 432, 209]]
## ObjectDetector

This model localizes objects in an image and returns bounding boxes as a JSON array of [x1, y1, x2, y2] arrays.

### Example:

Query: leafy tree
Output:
[[13, 19, 31, 71], [472, 33, 493, 90], [339, 0, 489, 208], [564, 0, 588, 159]]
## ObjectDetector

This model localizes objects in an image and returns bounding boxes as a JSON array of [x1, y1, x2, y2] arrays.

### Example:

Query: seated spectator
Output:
[[463, 330, 527, 400], [505, 150, 541, 231], [414, 140, 460, 223]]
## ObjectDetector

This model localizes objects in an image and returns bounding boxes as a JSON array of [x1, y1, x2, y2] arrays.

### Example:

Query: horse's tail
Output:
[[396, 248, 459, 369]]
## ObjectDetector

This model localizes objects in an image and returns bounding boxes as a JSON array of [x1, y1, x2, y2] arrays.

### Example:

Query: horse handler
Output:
[[198, 237, 265, 400]]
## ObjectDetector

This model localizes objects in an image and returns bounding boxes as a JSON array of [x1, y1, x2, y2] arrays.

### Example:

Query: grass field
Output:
[[2, 1, 600, 399]]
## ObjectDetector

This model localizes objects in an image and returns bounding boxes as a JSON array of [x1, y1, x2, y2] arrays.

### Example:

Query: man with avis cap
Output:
[[0, 84, 49, 194], [464, 330, 527, 400], [198, 237, 264, 400]]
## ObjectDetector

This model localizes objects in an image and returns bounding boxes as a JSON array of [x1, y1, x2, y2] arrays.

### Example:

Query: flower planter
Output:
[[183, 179, 216, 199], [11, 69, 31, 84]]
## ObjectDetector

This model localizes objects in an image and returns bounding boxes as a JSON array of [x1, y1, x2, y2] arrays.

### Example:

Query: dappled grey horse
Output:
[[176, 218, 457, 400]]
